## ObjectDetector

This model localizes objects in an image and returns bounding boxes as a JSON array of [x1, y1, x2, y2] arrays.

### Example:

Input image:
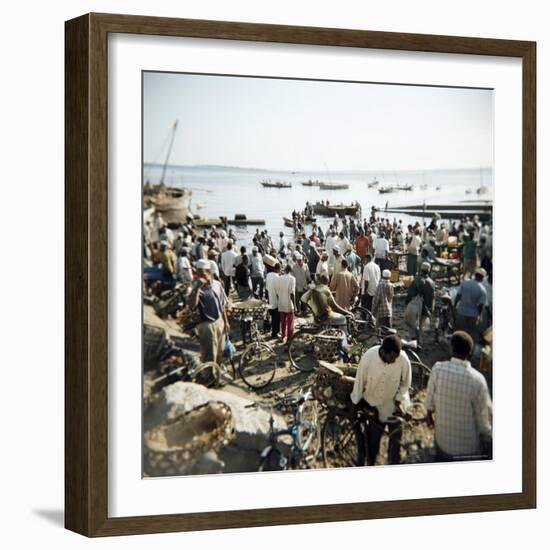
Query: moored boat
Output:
[[261, 180, 292, 188], [312, 202, 361, 217], [318, 182, 349, 190], [367, 178, 379, 188], [378, 186, 396, 194]]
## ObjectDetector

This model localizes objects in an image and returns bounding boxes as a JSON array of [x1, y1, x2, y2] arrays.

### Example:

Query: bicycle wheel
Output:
[[387, 419, 435, 464], [297, 399, 321, 464], [410, 361, 431, 397], [288, 329, 319, 372], [191, 361, 221, 388], [239, 341, 277, 390], [259, 446, 287, 471], [321, 412, 365, 468]]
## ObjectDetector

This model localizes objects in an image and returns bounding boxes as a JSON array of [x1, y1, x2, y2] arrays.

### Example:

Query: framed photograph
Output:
[[65, 13, 536, 537]]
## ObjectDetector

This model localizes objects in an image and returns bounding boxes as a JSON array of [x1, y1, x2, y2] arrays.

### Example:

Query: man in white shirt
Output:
[[265, 263, 281, 338], [277, 265, 296, 341], [337, 231, 350, 255], [361, 254, 381, 311], [278, 231, 288, 255], [325, 230, 338, 263], [350, 335, 412, 465], [407, 229, 422, 275], [220, 240, 238, 295], [374, 231, 390, 267]]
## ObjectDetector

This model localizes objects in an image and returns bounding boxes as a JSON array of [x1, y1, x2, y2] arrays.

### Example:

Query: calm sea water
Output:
[[144, 165, 493, 247]]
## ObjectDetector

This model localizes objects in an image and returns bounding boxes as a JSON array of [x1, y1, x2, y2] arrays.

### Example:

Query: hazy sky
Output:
[[143, 72, 493, 172]]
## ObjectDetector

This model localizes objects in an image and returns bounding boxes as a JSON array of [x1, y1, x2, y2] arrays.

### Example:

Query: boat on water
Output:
[[261, 180, 292, 188], [396, 184, 413, 191], [367, 178, 379, 188], [312, 202, 360, 217], [319, 182, 350, 190], [435, 185, 442, 191], [302, 179, 321, 186], [465, 189, 472, 195], [283, 216, 295, 227], [378, 186, 397, 194]]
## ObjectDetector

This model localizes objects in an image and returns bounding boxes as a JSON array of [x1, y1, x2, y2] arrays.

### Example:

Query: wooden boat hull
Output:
[[312, 203, 360, 217]]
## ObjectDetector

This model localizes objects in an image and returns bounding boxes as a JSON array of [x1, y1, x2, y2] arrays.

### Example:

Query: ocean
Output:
[[144, 165, 493, 247]]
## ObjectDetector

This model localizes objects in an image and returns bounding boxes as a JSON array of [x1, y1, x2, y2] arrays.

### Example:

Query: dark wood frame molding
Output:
[[65, 12, 536, 537]]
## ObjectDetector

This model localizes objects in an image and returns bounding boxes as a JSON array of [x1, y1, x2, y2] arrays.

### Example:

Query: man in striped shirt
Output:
[[425, 331, 492, 461]]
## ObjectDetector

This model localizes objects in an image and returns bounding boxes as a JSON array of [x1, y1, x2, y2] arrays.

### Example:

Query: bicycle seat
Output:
[[380, 326, 397, 336], [401, 339, 421, 351]]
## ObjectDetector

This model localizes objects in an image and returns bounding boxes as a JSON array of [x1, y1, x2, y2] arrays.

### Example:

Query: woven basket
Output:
[[177, 306, 200, 331], [143, 324, 168, 362], [312, 328, 345, 362], [314, 361, 355, 410], [228, 299, 268, 322], [144, 401, 234, 477]]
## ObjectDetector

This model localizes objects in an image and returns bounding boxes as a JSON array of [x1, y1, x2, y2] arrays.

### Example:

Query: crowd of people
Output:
[[144, 203, 494, 465]]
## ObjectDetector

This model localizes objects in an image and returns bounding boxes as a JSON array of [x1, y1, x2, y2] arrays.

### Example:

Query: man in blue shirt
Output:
[[453, 267, 488, 343]]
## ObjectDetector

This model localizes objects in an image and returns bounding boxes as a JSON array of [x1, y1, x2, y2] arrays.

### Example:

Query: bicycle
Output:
[[246, 389, 322, 471], [287, 313, 369, 373], [321, 403, 434, 467], [433, 288, 455, 343], [238, 317, 278, 390]]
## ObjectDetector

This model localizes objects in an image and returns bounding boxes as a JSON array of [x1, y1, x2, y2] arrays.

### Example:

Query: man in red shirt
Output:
[[354, 229, 370, 262]]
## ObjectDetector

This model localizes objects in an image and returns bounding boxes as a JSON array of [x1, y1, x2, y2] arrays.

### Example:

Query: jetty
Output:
[[375, 201, 492, 222]]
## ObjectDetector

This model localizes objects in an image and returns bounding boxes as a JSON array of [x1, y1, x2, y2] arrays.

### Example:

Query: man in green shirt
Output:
[[462, 231, 479, 279]]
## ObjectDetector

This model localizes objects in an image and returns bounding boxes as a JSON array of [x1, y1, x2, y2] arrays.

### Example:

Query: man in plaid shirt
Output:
[[372, 269, 394, 327], [425, 331, 492, 461]]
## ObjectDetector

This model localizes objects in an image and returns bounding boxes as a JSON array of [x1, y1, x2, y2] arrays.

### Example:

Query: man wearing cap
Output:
[[454, 267, 488, 342], [350, 335, 412, 465], [425, 331, 492, 461], [249, 246, 265, 299], [292, 253, 311, 314], [404, 261, 435, 345], [360, 253, 381, 311], [329, 258, 360, 310], [220, 240, 238, 295], [372, 269, 394, 328], [189, 259, 229, 364]]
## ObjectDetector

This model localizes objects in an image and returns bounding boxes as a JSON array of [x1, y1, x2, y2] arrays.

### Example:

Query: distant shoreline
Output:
[[143, 163, 494, 175]]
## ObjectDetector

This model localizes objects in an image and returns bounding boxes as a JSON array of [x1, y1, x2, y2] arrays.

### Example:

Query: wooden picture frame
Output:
[[65, 12, 536, 537]]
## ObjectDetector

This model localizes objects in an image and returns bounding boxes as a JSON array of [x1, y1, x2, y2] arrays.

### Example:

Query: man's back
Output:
[[425, 358, 492, 457], [457, 279, 487, 317]]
